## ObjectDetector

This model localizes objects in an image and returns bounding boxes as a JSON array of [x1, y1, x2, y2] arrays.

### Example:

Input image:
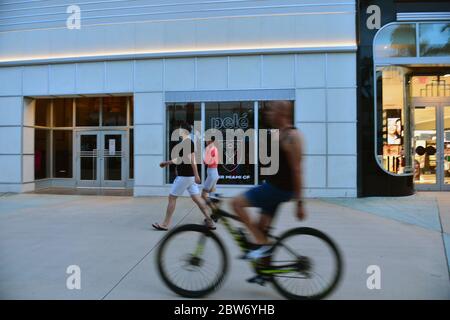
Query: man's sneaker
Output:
[[204, 218, 216, 230], [241, 245, 273, 260]]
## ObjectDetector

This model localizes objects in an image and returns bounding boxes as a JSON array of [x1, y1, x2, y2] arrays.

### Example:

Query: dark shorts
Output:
[[243, 182, 294, 217]]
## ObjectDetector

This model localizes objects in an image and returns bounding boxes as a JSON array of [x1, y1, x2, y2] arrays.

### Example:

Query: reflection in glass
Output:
[[53, 130, 73, 178], [104, 134, 122, 181], [419, 23, 450, 57], [205, 102, 255, 185], [53, 98, 73, 127], [80, 135, 97, 180], [166, 103, 201, 183], [374, 24, 416, 58], [414, 107, 437, 185], [76, 98, 100, 126], [445, 106, 450, 185], [102, 97, 127, 126], [35, 99, 51, 127], [34, 129, 51, 179]]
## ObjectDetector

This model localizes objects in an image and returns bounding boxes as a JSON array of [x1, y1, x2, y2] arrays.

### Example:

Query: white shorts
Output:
[[203, 168, 219, 192], [170, 176, 200, 197]]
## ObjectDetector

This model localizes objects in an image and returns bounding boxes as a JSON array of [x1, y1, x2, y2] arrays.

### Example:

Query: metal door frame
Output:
[[76, 131, 100, 188], [441, 104, 450, 191], [101, 130, 127, 188], [75, 129, 128, 188]]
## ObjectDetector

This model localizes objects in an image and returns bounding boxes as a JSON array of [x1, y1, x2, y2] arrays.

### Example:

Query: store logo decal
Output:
[[210, 113, 249, 130], [170, 122, 280, 175], [222, 140, 243, 173]]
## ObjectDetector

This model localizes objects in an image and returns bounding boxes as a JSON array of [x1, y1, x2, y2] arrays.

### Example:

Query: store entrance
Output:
[[76, 130, 127, 188], [413, 98, 450, 191]]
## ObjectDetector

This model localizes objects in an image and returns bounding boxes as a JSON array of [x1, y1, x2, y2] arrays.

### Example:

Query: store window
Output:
[[374, 22, 450, 60], [129, 97, 134, 126], [258, 101, 294, 184], [35, 99, 51, 127], [205, 102, 255, 185], [32, 96, 134, 183], [166, 103, 201, 183], [373, 23, 450, 176], [375, 66, 413, 175], [53, 130, 72, 178], [76, 98, 100, 126], [35, 129, 51, 179], [102, 97, 127, 126], [165, 101, 295, 186], [129, 128, 134, 179], [53, 98, 73, 127], [374, 23, 416, 58], [419, 23, 450, 57]]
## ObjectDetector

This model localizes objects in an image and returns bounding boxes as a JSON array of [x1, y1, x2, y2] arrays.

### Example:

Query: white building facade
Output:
[[0, 0, 357, 197]]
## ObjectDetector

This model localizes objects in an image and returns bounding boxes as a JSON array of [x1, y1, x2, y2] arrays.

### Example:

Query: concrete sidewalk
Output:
[[0, 192, 449, 300]]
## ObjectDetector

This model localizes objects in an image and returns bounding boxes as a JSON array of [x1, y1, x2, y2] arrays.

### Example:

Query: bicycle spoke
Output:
[[270, 230, 341, 299]]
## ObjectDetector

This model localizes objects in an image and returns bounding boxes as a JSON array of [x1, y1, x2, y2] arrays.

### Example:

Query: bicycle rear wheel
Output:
[[156, 224, 228, 298], [269, 227, 343, 300]]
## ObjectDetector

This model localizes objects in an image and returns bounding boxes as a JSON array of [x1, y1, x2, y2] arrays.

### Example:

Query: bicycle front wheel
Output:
[[156, 224, 228, 298], [269, 227, 343, 300]]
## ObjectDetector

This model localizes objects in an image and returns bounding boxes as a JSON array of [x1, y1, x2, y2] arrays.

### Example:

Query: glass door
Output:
[[101, 131, 126, 188], [442, 106, 450, 190], [413, 99, 450, 191], [76, 131, 127, 188], [77, 132, 100, 187], [413, 105, 438, 190]]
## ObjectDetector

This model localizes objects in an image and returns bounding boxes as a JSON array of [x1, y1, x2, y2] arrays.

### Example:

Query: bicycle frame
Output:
[[192, 199, 302, 276]]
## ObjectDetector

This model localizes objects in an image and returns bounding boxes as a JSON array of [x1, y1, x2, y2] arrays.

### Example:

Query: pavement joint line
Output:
[[100, 204, 197, 300]]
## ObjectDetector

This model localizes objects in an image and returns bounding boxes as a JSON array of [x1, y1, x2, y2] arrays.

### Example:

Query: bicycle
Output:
[[156, 195, 343, 300]]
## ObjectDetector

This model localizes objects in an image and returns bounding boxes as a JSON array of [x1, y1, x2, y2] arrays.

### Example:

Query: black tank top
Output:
[[267, 126, 296, 192]]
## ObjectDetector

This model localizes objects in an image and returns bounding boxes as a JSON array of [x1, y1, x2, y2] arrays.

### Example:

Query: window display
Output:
[[205, 102, 255, 185], [375, 66, 413, 175], [166, 100, 294, 187]]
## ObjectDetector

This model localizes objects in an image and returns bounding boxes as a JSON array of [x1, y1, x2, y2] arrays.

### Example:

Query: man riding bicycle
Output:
[[231, 100, 306, 261]]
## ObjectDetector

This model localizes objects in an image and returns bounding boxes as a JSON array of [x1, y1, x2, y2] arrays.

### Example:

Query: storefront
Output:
[[0, 1, 357, 197], [32, 97, 134, 189], [358, 0, 450, 196]]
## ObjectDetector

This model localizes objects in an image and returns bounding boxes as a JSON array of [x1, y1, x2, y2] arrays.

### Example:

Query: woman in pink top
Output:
[[202, 136, 220, 201]]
